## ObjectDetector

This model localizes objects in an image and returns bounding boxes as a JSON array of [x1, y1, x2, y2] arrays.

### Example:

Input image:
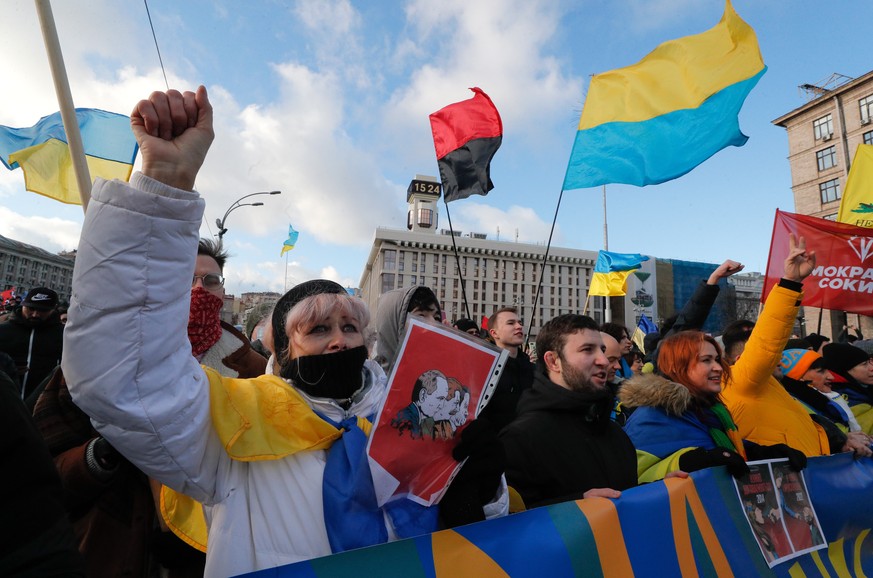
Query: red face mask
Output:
[[188, 287, 224, 357]]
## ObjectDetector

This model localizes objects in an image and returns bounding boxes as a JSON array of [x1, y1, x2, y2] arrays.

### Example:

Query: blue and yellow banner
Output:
[[246, 453, 873, 577], [563, 0, 766, 190], [0, 108, 137, 204], [588, 250, 649, 297]]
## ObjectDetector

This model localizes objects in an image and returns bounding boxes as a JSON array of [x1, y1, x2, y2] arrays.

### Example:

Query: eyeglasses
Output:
[[192, 273, 225, 289]]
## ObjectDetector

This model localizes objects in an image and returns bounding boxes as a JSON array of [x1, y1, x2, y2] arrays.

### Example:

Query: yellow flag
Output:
[[837, 144, 873, 228]]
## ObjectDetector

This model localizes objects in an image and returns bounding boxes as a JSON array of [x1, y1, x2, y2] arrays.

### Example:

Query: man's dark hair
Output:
[[600, 322, 629, 343], [488, 306, 517, 333], [407, 287, 441, 321], [721, 319, 755, 358], [198, 238, 229, 272], [536, 314, 600, 372]]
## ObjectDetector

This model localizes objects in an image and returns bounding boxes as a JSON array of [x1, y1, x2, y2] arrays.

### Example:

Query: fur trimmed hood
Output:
[[618, 373, 697, 416]]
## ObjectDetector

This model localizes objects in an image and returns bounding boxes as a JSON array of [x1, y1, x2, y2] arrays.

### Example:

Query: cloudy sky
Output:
[[1, 0, 871, 296]]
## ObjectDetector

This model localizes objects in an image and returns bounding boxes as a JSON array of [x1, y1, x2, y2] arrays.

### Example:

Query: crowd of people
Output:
[[2, 86, 873, 577]]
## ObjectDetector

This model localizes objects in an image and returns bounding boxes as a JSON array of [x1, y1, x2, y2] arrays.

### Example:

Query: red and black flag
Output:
[[429, 87, 502, 203]]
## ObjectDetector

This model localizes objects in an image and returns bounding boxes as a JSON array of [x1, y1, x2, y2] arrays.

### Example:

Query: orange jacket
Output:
[[721, 283, 829, 457]]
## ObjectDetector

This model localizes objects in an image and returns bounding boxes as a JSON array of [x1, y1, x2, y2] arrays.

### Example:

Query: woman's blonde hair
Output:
[[282, 293, 371, 361]]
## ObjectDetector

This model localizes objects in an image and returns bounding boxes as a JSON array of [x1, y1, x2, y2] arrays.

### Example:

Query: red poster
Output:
[[763, 210, 873, 315], [367, 318, 505, 507]]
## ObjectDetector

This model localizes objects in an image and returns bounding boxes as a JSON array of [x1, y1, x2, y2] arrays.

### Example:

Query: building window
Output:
[[813, 114, 833, 140], [380, 273, 395, 294], [418, 209, 435, 228], [411, 276, 417, 285], [861, 95, 873, 123], [819, 178, 841, 204], [865, 131, 873, 145], [823, 214, 838, 221], [816, 146, 837, 171], [383, 250, 396, 271]]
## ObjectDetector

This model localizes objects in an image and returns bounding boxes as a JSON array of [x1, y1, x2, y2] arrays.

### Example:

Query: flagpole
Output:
[[525, 186, 565, 348], [35, 0, 92, 211], [284, 250, 289, 292], [442, 197, 472, 321], [603, 184, 612, 323]]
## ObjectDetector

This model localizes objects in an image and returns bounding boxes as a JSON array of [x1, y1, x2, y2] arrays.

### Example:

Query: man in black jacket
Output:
[[0, 286, 64, 399], [482, 306, 535, 432], [500, 314, 638, 509]]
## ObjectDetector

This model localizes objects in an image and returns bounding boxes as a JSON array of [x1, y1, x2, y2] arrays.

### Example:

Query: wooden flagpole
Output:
[[35, 0, 92, 211]]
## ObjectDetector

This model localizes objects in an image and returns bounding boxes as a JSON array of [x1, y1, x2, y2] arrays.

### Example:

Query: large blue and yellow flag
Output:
[[0, 109, 137, 204], [563, 0, 766, 190], [589, 250, 649, 297], [837, 144, 873, 228], [281, 225, 299, 256]]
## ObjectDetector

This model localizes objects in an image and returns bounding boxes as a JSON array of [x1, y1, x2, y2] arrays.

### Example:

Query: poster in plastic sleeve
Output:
[[734, 460, 826, 567], [366, 318, 506, 507]]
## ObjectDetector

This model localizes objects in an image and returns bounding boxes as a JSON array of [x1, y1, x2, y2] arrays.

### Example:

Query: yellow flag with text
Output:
[[837, 144, 873, 228]]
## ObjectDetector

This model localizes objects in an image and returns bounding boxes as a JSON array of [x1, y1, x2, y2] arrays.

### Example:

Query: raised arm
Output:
[[63, 88, 224, 504], [729, 235, 813, 395]]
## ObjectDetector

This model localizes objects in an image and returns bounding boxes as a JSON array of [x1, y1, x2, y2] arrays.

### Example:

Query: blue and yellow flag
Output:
[[0, 109, 137, 204], [281, 225, 299, 256], [837, 144, 873, 228], [589, 251, 649, 297], [563, 0, 766, 190], [632, 314, 658, 353]]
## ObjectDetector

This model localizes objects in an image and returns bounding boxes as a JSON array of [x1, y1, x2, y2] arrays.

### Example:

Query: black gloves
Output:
[[678, 447, 750, 478], [744, 443, 808, 471], [439, 418, 505, 528]]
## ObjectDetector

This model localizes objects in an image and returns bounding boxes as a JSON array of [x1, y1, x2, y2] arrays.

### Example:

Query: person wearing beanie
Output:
[[777, 349, 872, 455], [62, 88, 506, 577], [453, 317, 480, 336], [823, 342, 873, 434]]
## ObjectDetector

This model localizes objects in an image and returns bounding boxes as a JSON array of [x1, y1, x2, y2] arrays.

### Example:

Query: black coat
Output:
[[479, 350, 534, 433], [500, 371, 638, 509], [0, 308, 64, 399]]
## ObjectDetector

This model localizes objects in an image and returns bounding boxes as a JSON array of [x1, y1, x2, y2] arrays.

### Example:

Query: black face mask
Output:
[[280, 345, 369, 401]]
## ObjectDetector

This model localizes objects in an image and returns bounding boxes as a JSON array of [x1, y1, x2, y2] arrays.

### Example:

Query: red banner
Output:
[[763, 210, 873, 315]]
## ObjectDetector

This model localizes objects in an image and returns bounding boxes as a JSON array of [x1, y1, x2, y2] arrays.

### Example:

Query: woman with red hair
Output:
[[620, 330, 806, 482]]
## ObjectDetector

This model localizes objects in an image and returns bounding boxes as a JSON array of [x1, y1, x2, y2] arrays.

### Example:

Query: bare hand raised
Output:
[[707, 260, 744, 285], [783, 233, 816, 282], [130, 86, 214, 191]]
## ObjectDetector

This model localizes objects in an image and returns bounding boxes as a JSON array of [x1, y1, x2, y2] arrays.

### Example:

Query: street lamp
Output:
[[216, 190, 281, 239]]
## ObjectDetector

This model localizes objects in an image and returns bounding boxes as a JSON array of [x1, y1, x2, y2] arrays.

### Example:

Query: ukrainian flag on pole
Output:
[[563, 0, 765, 190], [589, 251, 649, 297], [281, 225, 299, 256], [0, 109, 137, 205]]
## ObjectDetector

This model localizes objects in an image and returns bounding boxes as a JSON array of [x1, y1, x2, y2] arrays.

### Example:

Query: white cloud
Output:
[[0, 207, 82, 252], [379, 0, 583, 169], [295, 0, 360, 35], [446, 203, 560, 245]]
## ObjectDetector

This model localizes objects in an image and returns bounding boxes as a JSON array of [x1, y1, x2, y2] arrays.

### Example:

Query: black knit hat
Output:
[[453, 318, 479, 333], [823, 342, 871, 376], [271, 280, 345, 362]]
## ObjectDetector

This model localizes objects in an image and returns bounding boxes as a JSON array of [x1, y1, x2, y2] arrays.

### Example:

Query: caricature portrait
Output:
[[391, 370, 470, 440], [392, 369, 449, 439], [433, 379, 471, 440]]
